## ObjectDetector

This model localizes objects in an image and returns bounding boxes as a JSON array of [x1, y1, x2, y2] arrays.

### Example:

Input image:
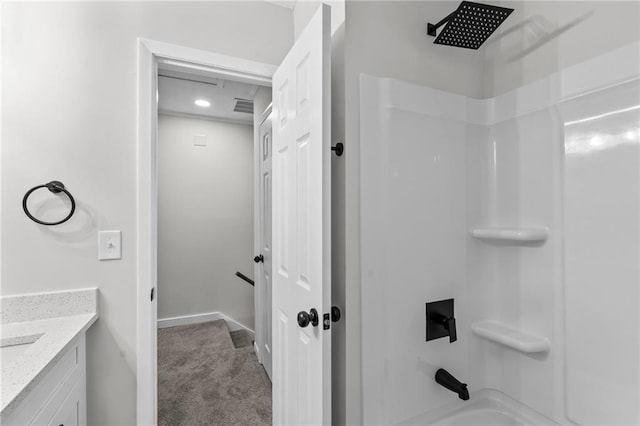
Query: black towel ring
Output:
[[22, 181, 76, 226]]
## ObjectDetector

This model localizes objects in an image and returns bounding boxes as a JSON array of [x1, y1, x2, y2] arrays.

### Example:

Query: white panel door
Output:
[[259, 112, 274, 380], [272, 4, 331, 425]]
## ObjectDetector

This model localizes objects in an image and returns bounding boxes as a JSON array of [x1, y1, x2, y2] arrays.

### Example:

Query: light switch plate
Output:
[[98, 230, 121, 260], [194, 134, 207, 146]]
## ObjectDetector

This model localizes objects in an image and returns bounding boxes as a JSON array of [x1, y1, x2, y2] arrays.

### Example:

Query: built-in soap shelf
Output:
[[471, 320, 550, 354], [471, 227, 549, 243]]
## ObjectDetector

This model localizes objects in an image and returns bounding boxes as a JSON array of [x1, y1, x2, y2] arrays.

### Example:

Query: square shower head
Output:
[[427, 1, 514, 50]]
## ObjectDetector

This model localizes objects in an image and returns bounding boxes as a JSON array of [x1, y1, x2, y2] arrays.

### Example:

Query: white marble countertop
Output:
[[0, 288, 98, 420]]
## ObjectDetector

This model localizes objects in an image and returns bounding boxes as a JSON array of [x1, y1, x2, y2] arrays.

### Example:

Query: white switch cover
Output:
[[194, 134, 207, 146], [98, 230, 121, 260]]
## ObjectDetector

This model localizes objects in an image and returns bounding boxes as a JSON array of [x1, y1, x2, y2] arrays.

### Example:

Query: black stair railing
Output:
[[235, 271, 255, 286]]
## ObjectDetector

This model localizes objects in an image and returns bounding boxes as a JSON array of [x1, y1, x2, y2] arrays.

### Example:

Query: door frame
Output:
[[136, 38, 276, 425]]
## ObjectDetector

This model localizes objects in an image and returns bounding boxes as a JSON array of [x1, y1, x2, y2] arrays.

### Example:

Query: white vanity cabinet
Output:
[[4, 334, 87, 426], [46, 377, 85, 426]]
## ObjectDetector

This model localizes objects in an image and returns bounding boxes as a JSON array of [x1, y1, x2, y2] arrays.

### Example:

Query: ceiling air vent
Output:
[[233, 98, 254, 114]]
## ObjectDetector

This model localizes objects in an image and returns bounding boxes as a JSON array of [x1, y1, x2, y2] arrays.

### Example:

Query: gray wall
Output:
[[1, 2, 293, 424], [157, 115, 254, 328]]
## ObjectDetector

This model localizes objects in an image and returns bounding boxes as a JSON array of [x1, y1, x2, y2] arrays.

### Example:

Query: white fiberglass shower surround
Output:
[[360, 41, 640, 425]]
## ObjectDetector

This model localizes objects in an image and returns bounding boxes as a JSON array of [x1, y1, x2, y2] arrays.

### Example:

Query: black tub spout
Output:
[[435, 368, 469, 400]]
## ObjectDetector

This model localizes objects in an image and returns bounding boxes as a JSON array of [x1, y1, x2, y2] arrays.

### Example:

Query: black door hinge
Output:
[[150, 288, 155, 302]]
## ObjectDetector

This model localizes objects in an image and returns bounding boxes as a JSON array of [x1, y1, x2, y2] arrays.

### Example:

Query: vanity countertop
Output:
[[0, 288, 98, 420]]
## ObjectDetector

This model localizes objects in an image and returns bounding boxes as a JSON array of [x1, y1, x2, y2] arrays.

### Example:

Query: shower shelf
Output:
[[471, 227, 549, 243], [471, 320, 550, 354]]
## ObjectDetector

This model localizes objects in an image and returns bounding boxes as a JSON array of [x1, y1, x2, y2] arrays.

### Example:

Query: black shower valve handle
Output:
[[446, 317, 457, 343], [434, 313, 457, 343]]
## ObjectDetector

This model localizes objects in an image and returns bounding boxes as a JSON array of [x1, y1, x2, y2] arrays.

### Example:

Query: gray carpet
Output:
[[158, 320, 272, 426]]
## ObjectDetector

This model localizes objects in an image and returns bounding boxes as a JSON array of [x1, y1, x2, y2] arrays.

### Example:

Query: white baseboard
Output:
[[157, 311, 255, 339], [254, 341, 262, 363]]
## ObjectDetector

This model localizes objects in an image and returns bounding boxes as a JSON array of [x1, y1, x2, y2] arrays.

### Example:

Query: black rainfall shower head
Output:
[[427, 1, 514, 50]]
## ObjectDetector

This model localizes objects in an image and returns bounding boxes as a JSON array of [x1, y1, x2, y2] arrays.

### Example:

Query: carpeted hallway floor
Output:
[[158, 320, 272, 426]]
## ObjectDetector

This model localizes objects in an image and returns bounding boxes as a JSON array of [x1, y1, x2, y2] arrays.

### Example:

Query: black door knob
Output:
[[253, 254, 264, 263], [297, 308, 319, 328]]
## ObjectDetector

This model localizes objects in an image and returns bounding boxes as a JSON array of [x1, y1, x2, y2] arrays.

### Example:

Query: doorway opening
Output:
[[155, 60, 274, 424], [138, 9, 333, 421], [136, 38, 277, 425]]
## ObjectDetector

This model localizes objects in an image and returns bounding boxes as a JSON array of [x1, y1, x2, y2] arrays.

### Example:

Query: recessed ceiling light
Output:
[[195, 99, 211, 107]]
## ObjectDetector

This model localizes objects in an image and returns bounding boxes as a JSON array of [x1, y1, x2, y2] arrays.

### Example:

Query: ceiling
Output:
[[158, 69, 259, 124], [157, 0, 297, 123]]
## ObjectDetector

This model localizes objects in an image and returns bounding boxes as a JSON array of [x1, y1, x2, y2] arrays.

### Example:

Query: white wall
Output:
[[293, 0, 345, 39], [1, 2, 293, 424], [466, 93, 563, 422], [345, 1, 640, 423], [561, 77, 640, 425], [359, 40, 640, 424], [343, 3, 485, 423], [158, 115, 254, 328], [344, 2, 640, 423], [469, 47, 640, 425], [484, 1, 640, 97], [360, 76, 470, 425]]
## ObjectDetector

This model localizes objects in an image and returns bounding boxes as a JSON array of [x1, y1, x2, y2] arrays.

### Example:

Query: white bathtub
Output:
[[398, 390, 558, 426]]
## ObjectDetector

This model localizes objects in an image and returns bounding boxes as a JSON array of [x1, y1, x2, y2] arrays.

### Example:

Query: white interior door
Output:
[[271, 4, 331, 425], [259, 111, 274, 380]]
